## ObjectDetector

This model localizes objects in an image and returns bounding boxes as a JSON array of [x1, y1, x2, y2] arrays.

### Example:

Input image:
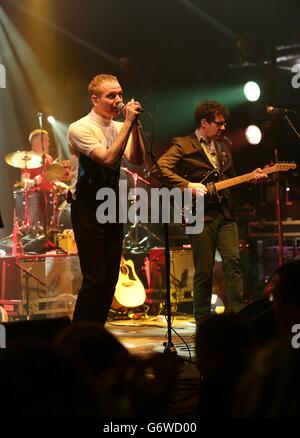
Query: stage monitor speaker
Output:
[[1, 316, 71, 347]]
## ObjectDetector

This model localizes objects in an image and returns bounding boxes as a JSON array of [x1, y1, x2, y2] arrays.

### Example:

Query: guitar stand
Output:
[[123, 222, 163, 252]]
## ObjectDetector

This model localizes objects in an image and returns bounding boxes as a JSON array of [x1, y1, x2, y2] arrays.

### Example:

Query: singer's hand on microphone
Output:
[[122, 99, 142, 125]]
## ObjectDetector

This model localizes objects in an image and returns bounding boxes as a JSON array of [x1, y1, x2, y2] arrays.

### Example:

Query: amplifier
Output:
[[147, 248, 194, 303], [145, 288, 193, 304], [146, 247, 229, 307]]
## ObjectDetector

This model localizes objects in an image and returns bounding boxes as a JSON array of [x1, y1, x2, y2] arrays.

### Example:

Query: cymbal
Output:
[[45, 163, 66, 181], [5, 150, 42, 169]]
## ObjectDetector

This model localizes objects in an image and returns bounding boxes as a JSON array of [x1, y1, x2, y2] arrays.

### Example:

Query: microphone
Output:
[[266, 106, 296, 115], [117, 102, 145, 112], [219, 135, 233, 145], [37, 112, 43, 128]]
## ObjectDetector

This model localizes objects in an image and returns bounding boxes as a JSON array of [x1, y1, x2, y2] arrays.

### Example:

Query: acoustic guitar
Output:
[[113, 256, 146, 309]]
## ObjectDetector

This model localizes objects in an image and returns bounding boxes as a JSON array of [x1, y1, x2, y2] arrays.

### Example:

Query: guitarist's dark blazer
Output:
[[151, 133, 236, 222]]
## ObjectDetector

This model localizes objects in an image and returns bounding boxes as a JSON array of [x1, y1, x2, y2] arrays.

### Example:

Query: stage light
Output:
[[243, 81, 261, 102], [47, 115, 56, 124], [245, 125, 262, 145], [49, 119, 69, 159]]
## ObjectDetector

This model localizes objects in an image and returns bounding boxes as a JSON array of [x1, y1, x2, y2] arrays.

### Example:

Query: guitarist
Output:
[[151, 100, 267, 329]]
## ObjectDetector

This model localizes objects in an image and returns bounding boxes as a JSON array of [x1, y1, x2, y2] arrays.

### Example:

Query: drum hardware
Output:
[[12, 210, 24, 256], [121, 166, 163, 252]]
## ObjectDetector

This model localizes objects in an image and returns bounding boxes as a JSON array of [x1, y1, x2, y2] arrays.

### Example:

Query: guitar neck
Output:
[[214, 166, 278, 192]]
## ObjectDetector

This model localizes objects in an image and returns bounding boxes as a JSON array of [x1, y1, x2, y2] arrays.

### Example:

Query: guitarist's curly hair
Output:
[[195, 100, 229, 126]]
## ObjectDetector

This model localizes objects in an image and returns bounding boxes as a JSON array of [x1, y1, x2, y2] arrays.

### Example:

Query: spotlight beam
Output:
[[6, 0, 119, 65], [178, 0, 237, 41]]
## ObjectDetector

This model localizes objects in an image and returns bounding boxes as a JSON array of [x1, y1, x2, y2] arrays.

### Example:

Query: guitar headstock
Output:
[[269, 161, 297, 172]]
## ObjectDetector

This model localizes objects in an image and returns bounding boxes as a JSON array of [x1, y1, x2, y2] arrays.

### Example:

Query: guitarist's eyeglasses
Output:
[[212, 120, 226, 127]]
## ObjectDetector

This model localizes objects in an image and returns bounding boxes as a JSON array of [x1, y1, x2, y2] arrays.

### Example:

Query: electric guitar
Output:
[[113, 256, 146, 308], [183, 162, 297, 220]]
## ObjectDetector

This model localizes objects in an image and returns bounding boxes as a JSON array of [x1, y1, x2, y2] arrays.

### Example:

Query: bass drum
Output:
[[57, 200, 72, 230]]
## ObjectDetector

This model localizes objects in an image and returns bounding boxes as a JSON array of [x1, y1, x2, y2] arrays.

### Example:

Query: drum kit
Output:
[[5, 150, 72, 249], [4, 151, 160, 255]]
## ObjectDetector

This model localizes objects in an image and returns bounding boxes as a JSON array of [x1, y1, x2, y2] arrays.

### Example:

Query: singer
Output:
[[151, 100, 266, 329], [67, 74, 145, 324]]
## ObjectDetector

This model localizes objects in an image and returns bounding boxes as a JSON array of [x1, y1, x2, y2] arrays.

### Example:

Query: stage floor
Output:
[[107, 314, 200, 417], [106, 314, 196, 360]]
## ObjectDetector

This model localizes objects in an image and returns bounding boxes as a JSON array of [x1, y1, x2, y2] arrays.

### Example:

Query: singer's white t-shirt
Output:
[[67, 109, 129, 196]]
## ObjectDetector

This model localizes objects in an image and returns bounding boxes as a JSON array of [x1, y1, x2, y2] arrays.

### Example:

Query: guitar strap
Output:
[[197, 136, 220, 170], [214, 141, 223, 171], [199, 141, 217, 168]]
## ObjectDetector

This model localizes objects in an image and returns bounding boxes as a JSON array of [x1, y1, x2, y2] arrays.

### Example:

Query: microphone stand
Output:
[[273, 143, 284, 266], [283, 114, 300, 142], [37, 113, 48, 251], [135, 117, 177, 354], [272, 112, 300, 267]]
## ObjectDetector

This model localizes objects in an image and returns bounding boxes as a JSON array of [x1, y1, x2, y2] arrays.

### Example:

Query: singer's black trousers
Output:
[[71, 196, 123, 324]]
